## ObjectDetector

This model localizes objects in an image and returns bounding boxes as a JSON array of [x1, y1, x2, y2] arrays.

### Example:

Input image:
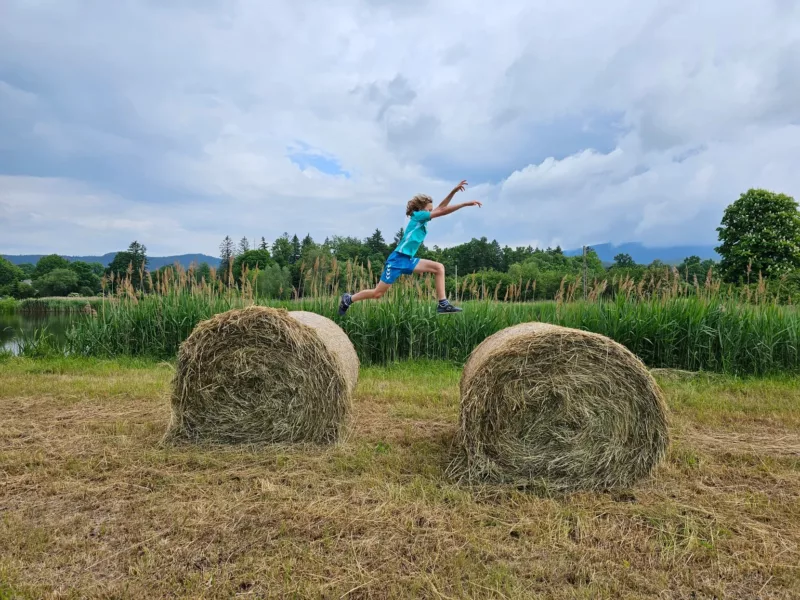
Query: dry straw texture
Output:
[[167, 306, 359, 444], [449, 322, 669, 491]]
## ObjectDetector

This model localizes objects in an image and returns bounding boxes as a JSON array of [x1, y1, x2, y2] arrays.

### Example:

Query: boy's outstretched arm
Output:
[[437, 180, 468, 208], [430, 200, 482, 219]]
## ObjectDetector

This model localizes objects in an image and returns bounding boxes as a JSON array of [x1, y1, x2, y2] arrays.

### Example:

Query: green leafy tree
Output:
[[290, 234, 301, 265], [500, 245, 535, 271], [232, 249, 272, 282], [605, 252, 644, 284], [17, 263, 35, 279], [12, 281, 36, 299], [328, 236, 366, 262], [365, 229, 389, 258], [272, 233, 294, 267], [106, 251, 134, 287], [677, 255, 716, 283], [36, 268, 79, 296], [194, 262, 212, 283], [613, 253, 636, 268], [505, 248, 605, 300], [68, 261, 102, 294], [0, 257, 24, 287], [106, 242, 148, 291], [256, 264, 293, 299], [219, 236, 235, 285], [716, 189, 800, 282], [293, 234, 318, 290], [300, 234, 316, 256], [128, 241, 148, 289], [447, 237, 504, 273], [583, 248, 605, 275], [392, 228, 405, 250], [32, 254, 70, 279], [607, 255, 645, 282]]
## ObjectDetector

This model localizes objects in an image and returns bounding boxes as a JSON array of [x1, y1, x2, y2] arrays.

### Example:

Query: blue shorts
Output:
[[381, 251, 420, 284]]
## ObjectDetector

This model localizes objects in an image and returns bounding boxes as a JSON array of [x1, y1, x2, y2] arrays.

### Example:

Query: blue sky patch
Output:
[[288, 142, 349, 177]]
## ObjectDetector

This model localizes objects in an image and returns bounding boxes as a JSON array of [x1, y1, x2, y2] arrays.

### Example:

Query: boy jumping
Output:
[[339, 180, 482, 315]]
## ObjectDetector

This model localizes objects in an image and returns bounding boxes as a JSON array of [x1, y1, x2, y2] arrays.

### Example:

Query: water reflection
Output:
[[0, 313, 80, 354]]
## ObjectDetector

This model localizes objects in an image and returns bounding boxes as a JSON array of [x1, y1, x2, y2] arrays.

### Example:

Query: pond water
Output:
[[0, 313, 80, 354]]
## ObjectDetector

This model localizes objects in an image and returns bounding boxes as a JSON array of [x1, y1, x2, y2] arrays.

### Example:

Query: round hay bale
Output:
[[166, 306, 359, 444], [448, 322, 669, 491]]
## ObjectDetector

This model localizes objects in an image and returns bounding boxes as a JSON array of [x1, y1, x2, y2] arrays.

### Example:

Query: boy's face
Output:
[[425, 202, 434, 212]]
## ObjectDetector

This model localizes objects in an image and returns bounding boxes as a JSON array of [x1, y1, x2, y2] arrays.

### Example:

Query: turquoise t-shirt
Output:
[[395, 211, 431, 257]]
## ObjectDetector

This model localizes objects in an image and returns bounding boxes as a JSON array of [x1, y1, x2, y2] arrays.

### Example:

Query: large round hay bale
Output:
[[448, 323, 669, 491], [167, 306, 359, 444]]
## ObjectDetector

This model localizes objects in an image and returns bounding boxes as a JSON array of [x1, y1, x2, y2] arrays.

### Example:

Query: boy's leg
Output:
[[340, 253, 401, 315], [413, 259, 462, 313], [339, 281, 391, 315], [413, 259, 446, 300], [351, 281, 392, 303]]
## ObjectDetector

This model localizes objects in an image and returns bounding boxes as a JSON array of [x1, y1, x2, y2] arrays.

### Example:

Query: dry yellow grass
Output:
[[1, 358, 799, 599]]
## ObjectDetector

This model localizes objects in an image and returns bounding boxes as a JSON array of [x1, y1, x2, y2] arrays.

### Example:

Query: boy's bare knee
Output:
[[373, 288, 385, 299], [434, 262, 445, 275]]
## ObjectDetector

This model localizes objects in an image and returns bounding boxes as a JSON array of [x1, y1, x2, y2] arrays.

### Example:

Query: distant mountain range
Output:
[[564, 243, 719, 266], [3, 243, 718, 270], [2, 253, 221, 270]]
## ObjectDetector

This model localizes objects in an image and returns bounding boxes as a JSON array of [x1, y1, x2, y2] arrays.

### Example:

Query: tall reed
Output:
[[17, 297, 105, 314], [67, 263, 800, 375], [0, 298, 18, 315]]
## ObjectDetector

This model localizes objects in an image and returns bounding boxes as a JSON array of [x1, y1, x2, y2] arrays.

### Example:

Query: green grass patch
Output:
[[18, 297, 104, 314], [0, 298, 18, 315], [662, 375, 800, 425]]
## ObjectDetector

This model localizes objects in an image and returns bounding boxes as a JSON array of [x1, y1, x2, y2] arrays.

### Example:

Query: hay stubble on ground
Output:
[[0, 358, 799, 599]]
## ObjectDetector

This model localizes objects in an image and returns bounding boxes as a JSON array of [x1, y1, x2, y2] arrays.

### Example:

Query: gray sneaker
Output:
[[437, 301, 462, 314], [338, 293, 352, 316]]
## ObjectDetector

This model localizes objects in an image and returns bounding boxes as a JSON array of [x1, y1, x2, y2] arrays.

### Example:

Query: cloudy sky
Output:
[[1, 0, 799, 257]]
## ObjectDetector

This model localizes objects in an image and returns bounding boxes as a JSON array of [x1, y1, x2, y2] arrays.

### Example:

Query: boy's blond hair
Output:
[[406, 194, 432, 217]]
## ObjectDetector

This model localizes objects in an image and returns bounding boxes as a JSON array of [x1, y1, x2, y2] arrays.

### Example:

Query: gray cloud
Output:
[[358, 74, 417, 121]]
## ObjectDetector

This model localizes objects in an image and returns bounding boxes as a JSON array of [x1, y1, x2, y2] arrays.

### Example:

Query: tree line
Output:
[[0, 242, 149, 299], [2, 188, 799, 300], [0, 255, 105, 299], [204, 188, 800, 300]]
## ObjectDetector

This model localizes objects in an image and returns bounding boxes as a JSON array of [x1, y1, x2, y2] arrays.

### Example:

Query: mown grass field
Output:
[[1, 358, 798, 599]]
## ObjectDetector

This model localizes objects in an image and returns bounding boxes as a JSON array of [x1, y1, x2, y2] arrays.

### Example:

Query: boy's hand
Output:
[[438, 180, 469, 210], [431, 199, 481, 218], [452, 180, 468, 194]]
